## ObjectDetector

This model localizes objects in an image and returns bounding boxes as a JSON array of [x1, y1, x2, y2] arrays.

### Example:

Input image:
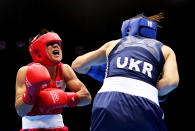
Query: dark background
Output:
[[0, 0, 193, 130]]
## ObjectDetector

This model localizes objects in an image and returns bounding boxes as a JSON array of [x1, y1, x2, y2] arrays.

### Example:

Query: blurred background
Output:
[[0, 0, 192, 130]]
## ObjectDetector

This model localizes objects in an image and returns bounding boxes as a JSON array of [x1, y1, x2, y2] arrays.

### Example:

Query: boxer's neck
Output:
[[45, 65, 57, 80]]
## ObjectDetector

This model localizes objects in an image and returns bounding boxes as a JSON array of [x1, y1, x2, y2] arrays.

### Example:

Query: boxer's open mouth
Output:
[[53, 50, 59, 55]]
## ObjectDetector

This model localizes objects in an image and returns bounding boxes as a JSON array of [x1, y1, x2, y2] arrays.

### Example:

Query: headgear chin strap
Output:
[[121, 17, 157, 39], [29, 32, 62, 66]]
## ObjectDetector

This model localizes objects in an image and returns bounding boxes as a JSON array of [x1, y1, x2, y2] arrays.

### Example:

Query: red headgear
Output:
[[29, 32, 62, 66]]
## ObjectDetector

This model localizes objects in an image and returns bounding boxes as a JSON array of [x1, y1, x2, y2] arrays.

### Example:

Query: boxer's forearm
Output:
[[15, 96, 33, 117]]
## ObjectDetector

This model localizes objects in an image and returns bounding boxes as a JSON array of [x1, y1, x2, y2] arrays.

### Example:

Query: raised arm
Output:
[[15, 66, 33, 116], [71, 40, 120, 74], [15, 64, 51, 116], [157, 45, 179, 96], [63, 64, 92, 106]]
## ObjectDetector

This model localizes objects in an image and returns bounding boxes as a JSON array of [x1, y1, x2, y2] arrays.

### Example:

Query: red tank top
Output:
[[26, 62, 64, 116]]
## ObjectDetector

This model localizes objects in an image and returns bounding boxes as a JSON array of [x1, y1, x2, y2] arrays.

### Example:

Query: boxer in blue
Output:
[[72, 13, 179, 131]]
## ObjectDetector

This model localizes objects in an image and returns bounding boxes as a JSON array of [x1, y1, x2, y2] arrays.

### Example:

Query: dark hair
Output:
[[147, 12, 165, 28], [131, 12, 165, 28], [29, 29, 52, 45]]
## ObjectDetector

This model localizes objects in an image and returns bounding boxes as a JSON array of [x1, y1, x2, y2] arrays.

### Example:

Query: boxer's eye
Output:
[[47, 43, 54, 46], [47, 42, 60, 47]]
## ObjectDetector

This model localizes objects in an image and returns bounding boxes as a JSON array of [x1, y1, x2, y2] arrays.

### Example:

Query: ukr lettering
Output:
[[117, 57, 153, 78]]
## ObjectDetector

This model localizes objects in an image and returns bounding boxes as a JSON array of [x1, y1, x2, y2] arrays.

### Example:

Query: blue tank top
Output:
[[106, 36, 165, 87]]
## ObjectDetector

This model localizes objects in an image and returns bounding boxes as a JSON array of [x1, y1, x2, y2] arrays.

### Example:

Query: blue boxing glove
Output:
[[86, 63, 107, 82]]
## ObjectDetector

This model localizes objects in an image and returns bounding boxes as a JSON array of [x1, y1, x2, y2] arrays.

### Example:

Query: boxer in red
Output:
[[15, 29, 92, 131]]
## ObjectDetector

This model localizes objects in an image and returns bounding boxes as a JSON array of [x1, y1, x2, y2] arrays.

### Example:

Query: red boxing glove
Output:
[[38, 88, 79, 112], [22, 63, 51, 104]]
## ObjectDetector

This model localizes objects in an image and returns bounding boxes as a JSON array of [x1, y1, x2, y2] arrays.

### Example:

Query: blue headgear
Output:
[[121, 16, 157, 39]]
